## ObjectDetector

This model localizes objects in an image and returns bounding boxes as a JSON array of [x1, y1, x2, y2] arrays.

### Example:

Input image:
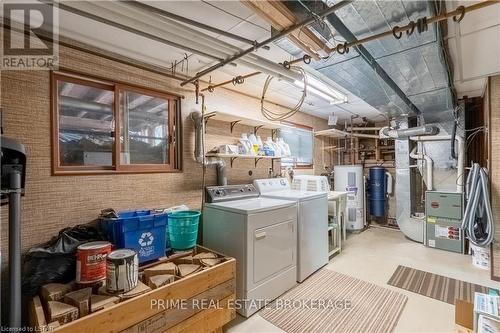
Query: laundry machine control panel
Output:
[[205, 184, 259, 203]]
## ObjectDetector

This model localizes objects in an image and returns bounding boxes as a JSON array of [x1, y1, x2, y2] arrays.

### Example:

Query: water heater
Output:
[[334, 165, 365, 230]]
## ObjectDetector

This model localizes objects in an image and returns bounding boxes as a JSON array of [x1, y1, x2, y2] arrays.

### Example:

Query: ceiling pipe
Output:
[[120, 0, 270, 50], [180, 0, 354, 86], [79, 0, 302, 83], [44, 0, 223, 62], [382, 124, 439, 139], [321, 9, 422, 117]]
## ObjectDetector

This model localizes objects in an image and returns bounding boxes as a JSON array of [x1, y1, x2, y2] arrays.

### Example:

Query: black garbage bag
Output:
[[22, 223, 107, 296]]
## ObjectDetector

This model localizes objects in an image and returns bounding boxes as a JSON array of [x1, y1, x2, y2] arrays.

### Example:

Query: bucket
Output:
[[167, 210, 201, 250], [471, 244, 490, 270]]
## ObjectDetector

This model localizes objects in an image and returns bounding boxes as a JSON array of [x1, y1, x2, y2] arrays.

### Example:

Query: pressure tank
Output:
[[334, 165, 364, 231], [368, 167, 387, 217]]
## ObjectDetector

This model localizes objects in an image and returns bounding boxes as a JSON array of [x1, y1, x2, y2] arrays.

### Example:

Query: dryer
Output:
[[254, 178, 328, 282], [203, 184, 297, 317]]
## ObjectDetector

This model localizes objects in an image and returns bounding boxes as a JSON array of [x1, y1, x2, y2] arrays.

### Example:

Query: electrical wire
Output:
[[261, 66, 308, 121]]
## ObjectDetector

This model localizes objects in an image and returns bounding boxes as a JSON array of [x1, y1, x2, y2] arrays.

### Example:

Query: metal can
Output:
[[106, 249, 139, 294], [76, 241, 112, 284]]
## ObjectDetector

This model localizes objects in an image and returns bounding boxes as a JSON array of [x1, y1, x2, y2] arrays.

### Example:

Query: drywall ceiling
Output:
[[446, 0, 500, 98], [24, 0, 381, 122]]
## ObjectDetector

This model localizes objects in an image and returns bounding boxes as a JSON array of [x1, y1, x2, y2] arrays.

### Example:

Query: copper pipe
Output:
[[201, 72, 262, 92], [200, 0, 498, 92], [341, 0, 498, 51]]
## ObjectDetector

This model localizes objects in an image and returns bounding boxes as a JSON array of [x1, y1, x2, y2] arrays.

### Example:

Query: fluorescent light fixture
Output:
[[294, 75, 347, 105]]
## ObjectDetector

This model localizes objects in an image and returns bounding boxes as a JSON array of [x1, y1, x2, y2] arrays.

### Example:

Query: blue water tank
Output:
[[369, 167, 387, 217]]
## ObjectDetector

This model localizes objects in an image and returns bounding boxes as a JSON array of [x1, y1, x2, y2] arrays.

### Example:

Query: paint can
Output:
[[106, 249, 139, 293], [76, 241, 112, 284]]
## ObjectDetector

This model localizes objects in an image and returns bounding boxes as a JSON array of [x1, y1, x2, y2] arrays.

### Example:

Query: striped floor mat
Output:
[[260, 270, 407, 333], [388, 265, 497, 304]]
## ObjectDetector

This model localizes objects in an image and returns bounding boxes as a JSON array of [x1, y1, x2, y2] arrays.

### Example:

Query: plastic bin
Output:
[[101, 210, 168, 263], [167, 211, 201, 250]]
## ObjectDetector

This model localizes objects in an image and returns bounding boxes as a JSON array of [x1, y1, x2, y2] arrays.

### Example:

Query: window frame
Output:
[[51, 71, 182, 175], [279, 121, 314, 169]]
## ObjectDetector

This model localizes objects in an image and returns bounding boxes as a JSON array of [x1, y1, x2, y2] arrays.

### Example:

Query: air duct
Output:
[[382, 125, 439, 139], [191, 111, 227, 186]]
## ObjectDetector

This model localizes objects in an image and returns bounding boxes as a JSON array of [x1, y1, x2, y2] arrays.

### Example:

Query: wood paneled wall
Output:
[[0, 42, 328, 265], [488, 75, 500, 281]]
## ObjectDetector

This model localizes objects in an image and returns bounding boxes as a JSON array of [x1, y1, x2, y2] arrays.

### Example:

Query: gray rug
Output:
[[260, 269, 408, 333], [388, 265, 497, 304]]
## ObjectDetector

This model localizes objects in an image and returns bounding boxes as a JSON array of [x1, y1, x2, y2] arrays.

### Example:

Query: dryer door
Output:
[[252, 220, 295, 285]]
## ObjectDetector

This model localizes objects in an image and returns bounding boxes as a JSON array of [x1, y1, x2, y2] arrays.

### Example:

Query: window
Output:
[[278, 124, 314, 168], [51, 72, 181, 174]]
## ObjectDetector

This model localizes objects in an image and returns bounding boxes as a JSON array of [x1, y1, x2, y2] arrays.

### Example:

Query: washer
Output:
[[254, 178, 328, 282], [203, 184, 297, 317]]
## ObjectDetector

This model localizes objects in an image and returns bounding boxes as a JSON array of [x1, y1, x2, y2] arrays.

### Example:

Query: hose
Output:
[[462, 163, 495, 247], [260, 66, 307, 121]]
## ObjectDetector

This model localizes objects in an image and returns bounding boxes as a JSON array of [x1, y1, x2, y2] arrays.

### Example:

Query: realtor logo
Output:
[[1, 1, 59, 70]]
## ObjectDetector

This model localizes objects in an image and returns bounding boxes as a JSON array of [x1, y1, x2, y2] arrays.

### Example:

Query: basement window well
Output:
[[51, 72, 181, 174]]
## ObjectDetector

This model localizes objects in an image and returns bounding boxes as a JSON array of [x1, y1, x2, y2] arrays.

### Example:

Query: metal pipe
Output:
[[336, 0, 498, 52], [324, 11, 422, 116], [102, 0, 302, 82], [382, 125, 439, 138], [191, 111, 227, 186], [201, 72, 262, 92], [43, 0, 224, 62], [180, 0, 354, 86], [9, 169, 22, 328], [120, 0, 269, 50]]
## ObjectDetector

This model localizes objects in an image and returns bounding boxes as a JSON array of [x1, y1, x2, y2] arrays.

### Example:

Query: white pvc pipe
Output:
[[385, 172, 393, 195], [409, 146, 433, 191], [409, 135, 464, 193]]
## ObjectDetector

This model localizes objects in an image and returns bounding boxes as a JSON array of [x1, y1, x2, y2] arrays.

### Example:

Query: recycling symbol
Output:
[[139, 232, 154, 247]]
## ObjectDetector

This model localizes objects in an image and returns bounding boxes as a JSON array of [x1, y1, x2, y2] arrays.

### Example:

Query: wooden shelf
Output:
[[315, 128, 349, 138], [204, 111, 295, 133], [205, 153, 281, 167], [315, 128, 379, 139]]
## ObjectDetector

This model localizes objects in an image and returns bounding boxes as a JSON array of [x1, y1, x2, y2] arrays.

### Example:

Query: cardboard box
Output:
[[455, 299, 474, 330]]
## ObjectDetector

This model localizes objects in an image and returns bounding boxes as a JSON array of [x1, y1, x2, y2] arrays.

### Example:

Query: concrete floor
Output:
[[225, 227, 498, 333]]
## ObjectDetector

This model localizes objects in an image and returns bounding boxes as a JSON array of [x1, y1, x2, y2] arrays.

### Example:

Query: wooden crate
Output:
[[46, 246, 235, 333]]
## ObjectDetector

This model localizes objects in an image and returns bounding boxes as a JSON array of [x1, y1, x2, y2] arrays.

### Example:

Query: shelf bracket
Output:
[[230, 157, 238, 168], [254, 157, 263, 167], [253, 125, 264, 134], [230, 120, 241, 133], [203, 114, 216, 133]]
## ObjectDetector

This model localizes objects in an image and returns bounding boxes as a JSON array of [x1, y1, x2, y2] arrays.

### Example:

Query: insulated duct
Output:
[[191, 111, 227, 186], [382, 124, 439, 139]]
